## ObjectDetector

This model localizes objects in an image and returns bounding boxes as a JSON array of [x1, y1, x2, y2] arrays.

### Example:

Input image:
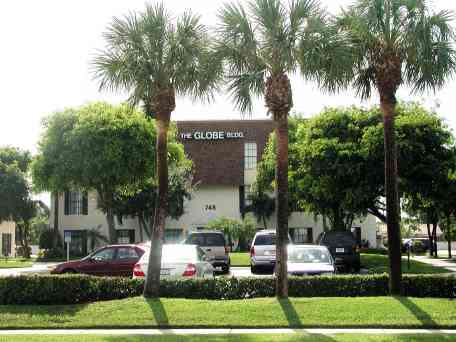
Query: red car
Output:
[[50, 244, 147, 277]]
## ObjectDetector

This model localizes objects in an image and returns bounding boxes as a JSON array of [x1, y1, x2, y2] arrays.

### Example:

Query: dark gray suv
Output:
[[316, 231, 361, 272]]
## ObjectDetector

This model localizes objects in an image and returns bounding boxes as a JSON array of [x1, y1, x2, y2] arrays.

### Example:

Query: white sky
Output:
[[1, 0, 455, 155]]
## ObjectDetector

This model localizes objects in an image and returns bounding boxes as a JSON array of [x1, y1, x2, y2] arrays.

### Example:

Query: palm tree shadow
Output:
[[279, 298, 302, 328], [146, 298, 169, 327], [395, 297, 438, 327]]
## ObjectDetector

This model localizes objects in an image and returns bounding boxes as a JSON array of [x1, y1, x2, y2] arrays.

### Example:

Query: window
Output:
[[117, 230, 135, 244], [1, 233, 12, 256], [116, 247, 139, 259], [292, 228, 313, 244], [244, 142, 257, 170], [165, 229, 183, 243], [63, 230, 87, 256], [64, 191, 88, 216], [92, 247, 115, 261], [244, 185, 254, 207]]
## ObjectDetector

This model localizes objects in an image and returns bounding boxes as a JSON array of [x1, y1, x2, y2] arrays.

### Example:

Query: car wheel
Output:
[[251, 265, 258, 274], [62, 269, 77, 274], [221, 264, 230, 274]]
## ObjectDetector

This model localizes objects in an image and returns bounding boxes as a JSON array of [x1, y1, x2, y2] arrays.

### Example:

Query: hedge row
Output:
[[0, 274, 454, 305]]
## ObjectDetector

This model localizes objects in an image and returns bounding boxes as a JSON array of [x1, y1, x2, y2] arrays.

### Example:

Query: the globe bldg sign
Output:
[[180, 131, 244, 140]]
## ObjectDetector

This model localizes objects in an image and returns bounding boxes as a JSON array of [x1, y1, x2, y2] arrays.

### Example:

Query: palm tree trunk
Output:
[[52, 192, 59, 248], [275, 113, 288, 299], [432, 222, 438, 257], [138, 217, 144, 242], [380, 97, 402, 296], [106, 208, 117, 244], [144, 116, 169, 298], [447, 215, 452, 259], [426, 222, 433, 257]]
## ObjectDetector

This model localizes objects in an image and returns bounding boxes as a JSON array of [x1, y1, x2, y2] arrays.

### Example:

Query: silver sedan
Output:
[[286, 245, 335, 276], [133, 244, 214, 279]]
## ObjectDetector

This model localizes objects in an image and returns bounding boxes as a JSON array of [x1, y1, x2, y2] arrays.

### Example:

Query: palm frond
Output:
[[404, 8, 456, 92], [227, 71, 265, 113]]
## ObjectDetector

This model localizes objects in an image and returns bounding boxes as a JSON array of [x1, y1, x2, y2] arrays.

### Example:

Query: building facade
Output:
[[50, 119, 378, 255], [0, 221, 16, 257]]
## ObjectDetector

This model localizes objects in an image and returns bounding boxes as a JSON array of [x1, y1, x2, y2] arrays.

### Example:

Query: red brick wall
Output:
[[176, 120, 274, 185]]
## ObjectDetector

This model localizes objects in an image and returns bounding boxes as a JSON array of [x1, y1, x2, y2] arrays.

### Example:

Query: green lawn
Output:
[[2, 335, 456, 342], [1, 297, 456, 329], [230, 252, 250, 267], [362, 254, 450, 274], [0, 258, 34, 269]]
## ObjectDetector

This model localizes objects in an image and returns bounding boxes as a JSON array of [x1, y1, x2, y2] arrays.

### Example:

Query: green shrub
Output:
[[360, 248, 388, 255], [38, 230, 62, 250], [0, 274, 454, 305]]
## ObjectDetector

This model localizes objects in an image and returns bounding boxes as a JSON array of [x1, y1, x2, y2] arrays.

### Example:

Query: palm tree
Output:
[[92, 3, 222, 298], [320, 0, 456, 294], [216, 0, 345, 298], [87, 225, 109, 252]]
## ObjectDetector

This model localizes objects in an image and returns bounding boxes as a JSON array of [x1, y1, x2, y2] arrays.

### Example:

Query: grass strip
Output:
[[1, 297, 456, 329], [2, 334, 456, 342]]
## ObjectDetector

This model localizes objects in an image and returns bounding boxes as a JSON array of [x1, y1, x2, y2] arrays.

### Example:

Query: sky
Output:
[[1, 0, 456, 205]]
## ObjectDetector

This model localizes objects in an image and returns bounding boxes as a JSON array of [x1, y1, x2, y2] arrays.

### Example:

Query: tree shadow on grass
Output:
[[146, 298, 169, 327], [101, 334, 337, 342], [395, 296, 438, 327], [278, 298, 302, 328]]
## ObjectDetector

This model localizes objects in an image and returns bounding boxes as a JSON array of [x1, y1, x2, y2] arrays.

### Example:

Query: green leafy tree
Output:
[[216, 0, 347, 298], [0, 162, 28, 223], [32, 109, 79, 248], [247, 182, 275, 229], [113, 161, 193, 242], [33, 102, 157, 244], [93, 3, 222, 298], [206, 216, 256, 251], [321, 0, 456, 294]]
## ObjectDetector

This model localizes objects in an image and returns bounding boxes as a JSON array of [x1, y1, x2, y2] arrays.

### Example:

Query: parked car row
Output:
[[249, 229, 361, 275], [51, 230, 230, 278], [51, 228, 361, 278]]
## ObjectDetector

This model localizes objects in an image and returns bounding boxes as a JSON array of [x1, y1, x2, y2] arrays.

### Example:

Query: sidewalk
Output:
[[0, 262, 57, 277], [412, 255, 456, 273], [1, 328, 456, 335]]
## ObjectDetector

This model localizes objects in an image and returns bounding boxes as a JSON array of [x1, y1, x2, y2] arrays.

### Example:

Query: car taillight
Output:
[[250, 246, 255, 257], [182, 263, 197, 277], [133, 263, 145, 277]]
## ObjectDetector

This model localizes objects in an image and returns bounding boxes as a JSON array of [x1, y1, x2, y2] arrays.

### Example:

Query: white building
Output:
[[50, 119, 378, 255]]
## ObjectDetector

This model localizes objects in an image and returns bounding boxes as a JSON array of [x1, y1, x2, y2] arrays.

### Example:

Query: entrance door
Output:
[[2, 234, 12, 256]]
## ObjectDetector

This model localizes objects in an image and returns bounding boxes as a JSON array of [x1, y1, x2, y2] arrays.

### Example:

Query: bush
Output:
[[39, 230, 62, 250], [38, 247, 65, 260], [0, 274, 455, 305], [360, 248, 388, 255], [15, 246, 31, 258]]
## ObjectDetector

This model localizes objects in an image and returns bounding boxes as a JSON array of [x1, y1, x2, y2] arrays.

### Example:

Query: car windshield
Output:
[[288, 248, 332, 264], [186, 233, 225, 247], [254, 234, 275, 245]]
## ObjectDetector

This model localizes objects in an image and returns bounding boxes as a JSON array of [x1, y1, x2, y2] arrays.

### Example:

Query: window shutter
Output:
[[64, 191, 69, 215], [129, 230, 135, 244], [239, 186, 245, 217], [82, 192, 88, 215]]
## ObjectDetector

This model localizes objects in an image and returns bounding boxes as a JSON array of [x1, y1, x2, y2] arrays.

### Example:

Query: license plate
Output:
[[264, 250, 276, 255], [336, 248, 345, 253], [215, 266, 222, 271], [160, 270, 170, 276]]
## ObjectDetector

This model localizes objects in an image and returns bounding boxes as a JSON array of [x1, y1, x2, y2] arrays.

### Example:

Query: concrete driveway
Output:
[[0, 262, 57, 277]]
